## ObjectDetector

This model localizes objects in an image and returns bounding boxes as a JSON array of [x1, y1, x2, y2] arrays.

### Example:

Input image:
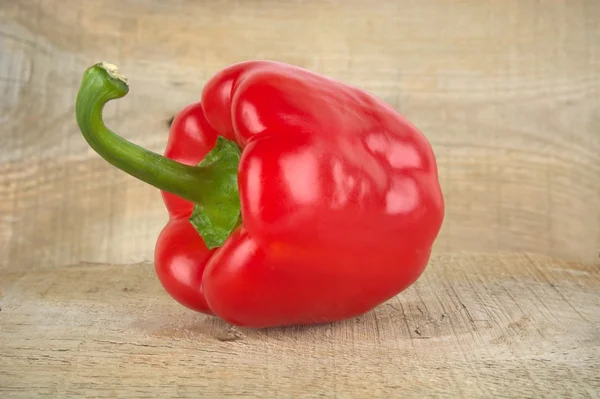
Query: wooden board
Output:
[[0, 0, 598, 270], [1, 253, 598, 397], [1, 0, 599, 397]]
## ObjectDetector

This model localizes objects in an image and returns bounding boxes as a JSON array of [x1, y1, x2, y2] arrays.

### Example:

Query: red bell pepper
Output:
[[75, 61, 444, 328]]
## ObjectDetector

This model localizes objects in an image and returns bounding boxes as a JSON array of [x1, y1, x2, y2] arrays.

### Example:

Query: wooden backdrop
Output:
[[1, 0, 599, 397]]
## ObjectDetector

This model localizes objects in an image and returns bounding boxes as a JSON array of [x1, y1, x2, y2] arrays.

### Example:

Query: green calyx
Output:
[[75, 62, 241, 249], [188, 137, 241, 248]]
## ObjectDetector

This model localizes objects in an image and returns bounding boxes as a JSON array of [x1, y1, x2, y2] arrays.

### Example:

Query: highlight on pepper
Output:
[[75, 60, 445, 328]]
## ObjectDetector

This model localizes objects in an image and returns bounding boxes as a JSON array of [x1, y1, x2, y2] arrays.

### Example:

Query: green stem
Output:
[[75, 62, 211, 205]]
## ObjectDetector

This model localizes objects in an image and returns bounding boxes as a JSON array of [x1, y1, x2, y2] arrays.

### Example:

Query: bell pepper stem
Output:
[[75, 62, 211, 205]]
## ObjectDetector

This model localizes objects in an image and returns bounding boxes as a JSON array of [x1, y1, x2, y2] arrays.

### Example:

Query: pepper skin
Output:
[[75, 61, 445, 328]]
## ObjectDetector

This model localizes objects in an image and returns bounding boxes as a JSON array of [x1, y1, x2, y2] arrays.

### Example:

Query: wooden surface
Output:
[[1, 0, 599, 397], [1, 253, 599, 397]]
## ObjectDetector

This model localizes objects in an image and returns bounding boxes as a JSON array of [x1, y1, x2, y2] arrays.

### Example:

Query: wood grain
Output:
[[1, 253, 598, 398], [0, 0, 599, 270]]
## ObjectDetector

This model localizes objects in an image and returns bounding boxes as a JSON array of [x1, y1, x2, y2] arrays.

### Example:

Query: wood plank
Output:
[[0, 253, 598, 397], [0, 0, 599, 271]]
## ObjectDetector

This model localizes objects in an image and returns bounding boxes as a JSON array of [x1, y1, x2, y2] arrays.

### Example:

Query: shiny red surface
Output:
[[154, 61, 444, 328]]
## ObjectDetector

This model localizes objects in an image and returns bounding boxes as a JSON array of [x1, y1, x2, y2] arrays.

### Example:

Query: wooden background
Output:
[[1, 0, 599, 397]]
